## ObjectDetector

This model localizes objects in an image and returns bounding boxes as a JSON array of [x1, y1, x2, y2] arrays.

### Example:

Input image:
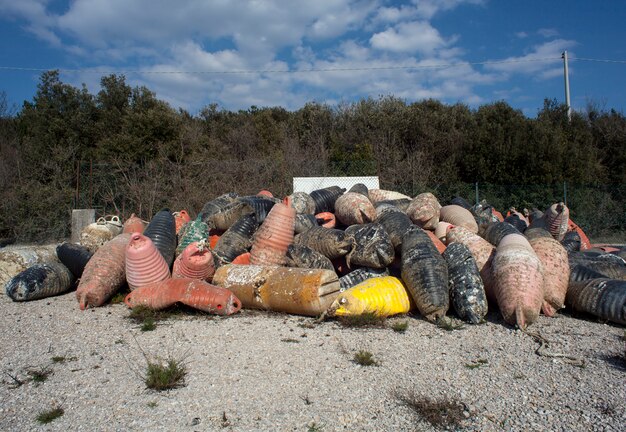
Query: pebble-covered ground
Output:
[[0, 291, 624, 432]]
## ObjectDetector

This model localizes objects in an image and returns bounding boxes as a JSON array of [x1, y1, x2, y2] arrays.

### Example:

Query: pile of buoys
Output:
[[3, 186, 624, 328]]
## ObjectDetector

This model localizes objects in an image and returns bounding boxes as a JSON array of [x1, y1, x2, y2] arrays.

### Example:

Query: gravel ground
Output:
[[0, 290, 624, 432]]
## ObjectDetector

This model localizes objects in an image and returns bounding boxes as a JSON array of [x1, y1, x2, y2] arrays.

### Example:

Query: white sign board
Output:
[[293, 176, 380, 194]]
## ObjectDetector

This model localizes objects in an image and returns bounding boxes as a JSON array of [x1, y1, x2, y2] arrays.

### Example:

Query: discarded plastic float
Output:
[[238, 196, 276, 224], [328, 276, 412, 318], [125, 233, 170, 291], [172, 241, 215, 281], [425, 230, 446, 254], [543, 202, 569, 241], [443, 243, 488, 324], [334, 192, 376, 226], [492, 234, 545, 329], [207, 201, 254, 231], [566, 278, 626, 325], [406, 192, 441, 230], [56, 243, 93, 279], [198, 192, 239, 224], [339, 267, 389, 291], [173, 210, 191, 234], [315, 212, 336, 229], [294, 214, 318, 234], [348, 183, 369, 197], [122, 213, 147, 234], [344, 223, 394, 269], [213, 265, 341, 316], [80, 216, 123, 253], [400, 227, 449, 322], [0, 244, 59, 287], [143, 209, 177, 267], [446, 226, 496, 301], [175, 215, 209, 256], [504, 209, 528, 233], [439, 205, 478, 234], [481, 222, 520, 247], [528, 234, 570, 316], [76, 233, 131, 310], [368, 189, 411, 204], [213, 214, 258, 267], [561, 231, 581, 252], [285, 192, 316, 215], [257, 189, 273, 198], [231, 252, 251, 265], [310, 186, 345, 214], [294, 226, 353, 260], [567, 219, 591, 250], [375, 204, 413, 251], [125, 278, 241, 315], [249, 203, 295, 266], [285, 244, 335, 271], [6, 262, 75, 301], [434, 221, 453, 243]]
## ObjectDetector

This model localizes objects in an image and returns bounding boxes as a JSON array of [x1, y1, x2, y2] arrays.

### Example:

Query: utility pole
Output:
[[562, 50, 571, 121]]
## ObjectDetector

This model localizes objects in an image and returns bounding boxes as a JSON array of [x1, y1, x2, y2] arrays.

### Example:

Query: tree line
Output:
[[0, 71, 624, 242]]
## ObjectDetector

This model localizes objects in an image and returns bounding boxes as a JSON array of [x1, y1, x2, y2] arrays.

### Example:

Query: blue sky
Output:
[[1, 0, 625, 116]]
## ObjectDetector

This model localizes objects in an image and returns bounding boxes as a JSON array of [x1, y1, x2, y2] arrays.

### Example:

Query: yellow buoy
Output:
[[328, 276, 412, 318]]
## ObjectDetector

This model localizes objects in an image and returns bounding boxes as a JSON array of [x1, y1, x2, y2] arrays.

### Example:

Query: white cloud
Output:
[[485, 39, 576, 78], [538, 28, 559, 38], [515, 31, 529, 39], [413, 0, 485, 19], [370, 21, 450, 54]]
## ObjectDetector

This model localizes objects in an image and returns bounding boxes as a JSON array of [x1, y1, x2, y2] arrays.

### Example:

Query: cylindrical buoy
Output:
[[328, 276, 412, 318], [334, 192, 376, 226], [492, 234, 545, 329], [400, 227, 449, 322], [172, 240, 215, 281], [294, 226, 353, 260], [176, 215, 209, 256], [173, 210, 191, 234], [249, 203, 295, 266], [143, 209, 177, 267], [440, 205, 478, 233], [125, 278, 241, 315], [123, 213, 147, 234], [76, 233, 131, 309], [529, 236, 570, 316], [6, 262, 75, 301], [213, 265, 341, 316], [125, 233, 170, 291], [56, 243, 93, 279], [443, 242, 488, 324], [406, 192, 441, 230]]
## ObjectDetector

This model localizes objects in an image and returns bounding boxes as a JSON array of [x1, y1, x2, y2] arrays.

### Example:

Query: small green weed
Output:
[[141, 317, 156, 332], [27, 366, 52, 383], [353, 350, 379, 366], [145, 357, 187, 391], [395, 390, 467, 429], [339, 312, 386, 328], [391, 321, 408, 333], [464, 359, 488, 369], [147, 401, 158, 408], [36, 407, 64, 424], [307, 422, 325, 432], [109, 291, 127, 304], [436, 317, 465, 331]]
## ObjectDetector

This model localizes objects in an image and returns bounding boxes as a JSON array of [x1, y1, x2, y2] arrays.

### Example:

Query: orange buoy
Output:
[[173, 210, 192, 234], [172, 241, 215, 281], [125, 233, 170, 291], [250, 203, 295, 266]]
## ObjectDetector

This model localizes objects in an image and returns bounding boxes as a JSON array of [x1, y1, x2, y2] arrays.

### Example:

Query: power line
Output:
[[0, 56, 623, 75], [0, 57, 562, 75]]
